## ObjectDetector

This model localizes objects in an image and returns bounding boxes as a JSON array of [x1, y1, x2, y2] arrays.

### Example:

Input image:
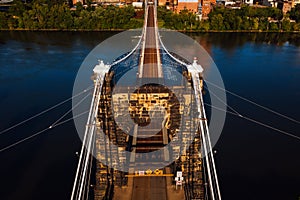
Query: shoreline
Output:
[[0, 28, 125, 32], [0, 28, 300, 33]]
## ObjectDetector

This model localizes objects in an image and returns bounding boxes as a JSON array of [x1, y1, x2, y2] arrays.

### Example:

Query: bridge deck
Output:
[[141, 5, 161, 78], [130, 4, 170, 200], [132, 177, 167, 200]]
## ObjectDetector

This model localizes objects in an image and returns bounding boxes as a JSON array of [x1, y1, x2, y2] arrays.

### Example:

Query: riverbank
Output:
[[1, 28, 300, 33], [0, 28, 126, 32]]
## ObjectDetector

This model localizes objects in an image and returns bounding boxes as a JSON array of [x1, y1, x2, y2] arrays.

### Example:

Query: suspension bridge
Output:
[[71, 1, 221, 200], [0, 1, 299, 200]]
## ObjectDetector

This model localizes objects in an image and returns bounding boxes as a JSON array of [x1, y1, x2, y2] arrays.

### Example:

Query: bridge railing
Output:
[[110, 29, 144, 67], [71, 64, 110, 200], [138, 5, 148, 78], [153, 1, 163, 77]]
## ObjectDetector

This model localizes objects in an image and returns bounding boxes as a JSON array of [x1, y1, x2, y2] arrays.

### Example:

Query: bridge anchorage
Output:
[[71, 2, 221, 200]]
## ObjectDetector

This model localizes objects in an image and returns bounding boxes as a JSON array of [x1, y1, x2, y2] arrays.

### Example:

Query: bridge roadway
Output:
[[131, 177, 167, 200], [130, 4, 169, 200], [141, 5, 161, 78]]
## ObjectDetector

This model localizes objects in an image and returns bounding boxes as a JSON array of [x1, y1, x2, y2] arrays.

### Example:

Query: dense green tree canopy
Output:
[[289, 4, 300, 22], [1, 1, 143, 30], [0, 2, 299, 31], [157, 5, 299, 32]]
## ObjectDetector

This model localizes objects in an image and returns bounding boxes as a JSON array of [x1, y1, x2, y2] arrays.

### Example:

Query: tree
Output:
[[289, 4, 300, 23], [292, 22, 300, 31], [270, 7, 283, 21], [74, 2, 83, 16], [282, 18, 292, 31], [251, 17, 259, 30], [9, 0, 26, 17], [223, 10, 235, 30], [0, 12, 8, 29], [47, 0, 66, 6], [241, 17, 250, 30], [124, 19, 144, 29], [60, 4, 73, 29], [22, 12, 34, 29], [173, 14, 184, 30], [178, 10, 196, 30], [210, 14, 224, 30], [258, 18, 269, 31], [161, 11, 173, 29], [198, 20, 210, 31], [32, 3, 49, 29], [234, 16, 242, 30], [269, 22, 279, 31], [239, 5, 251, 17]]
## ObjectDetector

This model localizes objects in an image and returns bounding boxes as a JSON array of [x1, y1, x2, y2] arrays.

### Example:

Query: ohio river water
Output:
[[0, 31, 299, 200]]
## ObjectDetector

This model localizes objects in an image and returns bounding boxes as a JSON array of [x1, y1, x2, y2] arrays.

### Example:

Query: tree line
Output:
[[1, 0, 300, 31], [0, 0, 143, 30], [158, 5, 300, 32]]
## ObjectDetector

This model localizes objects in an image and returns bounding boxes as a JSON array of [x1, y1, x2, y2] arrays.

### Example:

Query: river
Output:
[[0, 31, 299, 200]]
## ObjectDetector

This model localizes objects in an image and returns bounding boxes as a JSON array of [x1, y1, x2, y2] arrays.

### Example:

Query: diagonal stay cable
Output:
[[241, 115, 300, 141], [0, 110, 89, 153], [0, 85, 93, 136], [49, 92, 91, 129], [204, 102, 240, 116], [204, 103, 300, 141], [205, 80, 300, 124], [204, 85, 243, 117]]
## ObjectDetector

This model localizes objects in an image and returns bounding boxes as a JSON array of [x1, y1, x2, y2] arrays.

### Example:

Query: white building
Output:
[[224, 1, 235, 6]]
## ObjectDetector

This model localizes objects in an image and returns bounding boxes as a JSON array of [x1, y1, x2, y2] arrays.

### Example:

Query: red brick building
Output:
[[174, 0, 199, 13], [201, 0, 215, 17], [172, 0, 215, 15]]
